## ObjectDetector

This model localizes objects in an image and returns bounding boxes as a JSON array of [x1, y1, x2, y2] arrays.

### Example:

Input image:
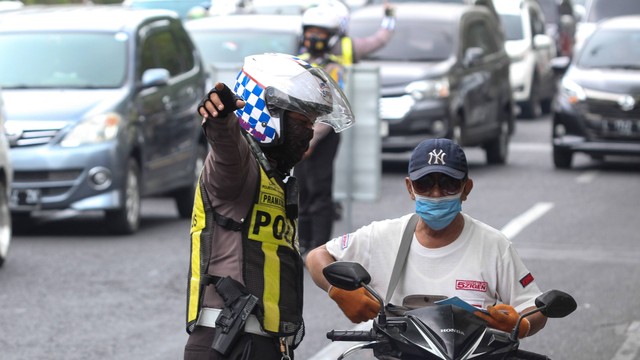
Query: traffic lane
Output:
[[1, 202, 189, 360]]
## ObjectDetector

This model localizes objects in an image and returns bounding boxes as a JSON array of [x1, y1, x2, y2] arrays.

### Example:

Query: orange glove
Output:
[[328, 286, 381, 323], [474, 304, 530, 338]]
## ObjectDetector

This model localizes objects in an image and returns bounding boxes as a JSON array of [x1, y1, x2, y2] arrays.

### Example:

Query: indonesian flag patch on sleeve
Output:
[[519, 273, 534, 288]]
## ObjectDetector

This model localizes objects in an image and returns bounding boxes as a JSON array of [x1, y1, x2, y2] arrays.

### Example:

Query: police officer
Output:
[[184, 53, 355, 360], [296, 1, 395, 254]]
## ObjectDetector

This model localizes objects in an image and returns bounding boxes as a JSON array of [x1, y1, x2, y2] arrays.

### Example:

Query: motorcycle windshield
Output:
[[406, 305, 488, 359]]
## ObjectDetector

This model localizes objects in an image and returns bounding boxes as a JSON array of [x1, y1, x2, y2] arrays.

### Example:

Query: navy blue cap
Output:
[[408, 138, 468, 180]]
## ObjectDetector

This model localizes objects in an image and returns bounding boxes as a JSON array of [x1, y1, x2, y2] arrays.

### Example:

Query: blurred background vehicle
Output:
[[574, 0, 640, 51], [122, 0, 212, 19], [551, 15, 640, 169], [349, 2, 514, 164], [537, 0, 577, 58], [185, 13, 302, 86], [0, 5, 208, 234], [494, 0, 557, 119], [0, 87, 13, 267]]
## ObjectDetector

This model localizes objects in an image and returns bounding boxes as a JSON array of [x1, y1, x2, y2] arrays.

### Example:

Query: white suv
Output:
[[0, 88, 12, 267], [494, 0, 557, 118]]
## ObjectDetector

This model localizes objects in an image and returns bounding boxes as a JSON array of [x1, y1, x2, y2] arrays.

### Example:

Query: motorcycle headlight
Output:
[[60, 112, 121, 147], [405, 78, 450, 101], [559, 77, 586, 105]]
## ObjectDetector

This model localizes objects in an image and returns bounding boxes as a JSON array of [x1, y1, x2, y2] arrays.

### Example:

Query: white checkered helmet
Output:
[[233, 53, 354, 146]]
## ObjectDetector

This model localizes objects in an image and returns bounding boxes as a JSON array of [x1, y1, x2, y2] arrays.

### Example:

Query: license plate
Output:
[[10, 189, 42, 208], [602, 119, 640, 136]]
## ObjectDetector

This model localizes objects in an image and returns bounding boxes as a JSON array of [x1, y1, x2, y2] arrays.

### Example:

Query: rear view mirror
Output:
[[323, 261, 371, 291], [140, 68, 170, 88], [535, 289, 577, 318]]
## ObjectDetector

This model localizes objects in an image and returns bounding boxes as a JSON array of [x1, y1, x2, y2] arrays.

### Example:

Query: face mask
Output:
[[306, 35, 328, 56], [414, 191, 462, 231], [262, 114, 314, 173]]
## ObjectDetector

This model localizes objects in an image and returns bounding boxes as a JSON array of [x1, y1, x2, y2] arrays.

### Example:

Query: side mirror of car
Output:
[[533, 34, 553, 50], [463, 47, 484, 68], [140, 68, 170, 89]]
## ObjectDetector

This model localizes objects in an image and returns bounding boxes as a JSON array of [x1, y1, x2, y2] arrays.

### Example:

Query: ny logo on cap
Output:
[[428, 149, 446, 165]]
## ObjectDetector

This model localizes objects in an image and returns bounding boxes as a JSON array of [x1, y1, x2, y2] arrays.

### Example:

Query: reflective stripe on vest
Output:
[[341, 36, 353, 66], [186, 178, 210, 333]]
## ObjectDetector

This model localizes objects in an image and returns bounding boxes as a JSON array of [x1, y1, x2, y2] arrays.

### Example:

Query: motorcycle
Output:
[[323, 261, 577, 360]]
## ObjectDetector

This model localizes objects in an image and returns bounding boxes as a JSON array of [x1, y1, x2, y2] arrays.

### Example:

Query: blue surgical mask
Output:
[[414, 191, 462, 230]]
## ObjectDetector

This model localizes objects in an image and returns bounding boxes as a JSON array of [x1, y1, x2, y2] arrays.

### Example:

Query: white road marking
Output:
[[576, 170, 599, 184], [612, 321, 640, 360], [500, 202, 554, 240], [509, 142, 551, 152]]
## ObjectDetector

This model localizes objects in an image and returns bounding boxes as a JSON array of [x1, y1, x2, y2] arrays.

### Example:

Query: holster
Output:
[[211, 276, 259, 356]]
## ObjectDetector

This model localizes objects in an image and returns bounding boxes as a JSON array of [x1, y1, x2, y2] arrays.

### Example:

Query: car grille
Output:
[[583, 91, 640, 140], [6, 121, 66, 148], [14, 170, 82, 183]]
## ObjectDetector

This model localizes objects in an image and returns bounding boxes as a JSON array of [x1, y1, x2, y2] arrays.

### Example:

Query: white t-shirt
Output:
[[325, 213, 541, 312]]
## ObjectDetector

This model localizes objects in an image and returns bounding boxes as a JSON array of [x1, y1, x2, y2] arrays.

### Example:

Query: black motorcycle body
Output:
[[323, 261, 577, 360]]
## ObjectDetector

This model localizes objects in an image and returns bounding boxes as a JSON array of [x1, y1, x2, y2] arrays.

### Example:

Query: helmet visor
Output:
[[265, 67, 355, 133]]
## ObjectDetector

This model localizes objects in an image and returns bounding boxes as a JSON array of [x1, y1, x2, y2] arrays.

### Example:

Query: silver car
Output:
[[0, 6, 208, 234]]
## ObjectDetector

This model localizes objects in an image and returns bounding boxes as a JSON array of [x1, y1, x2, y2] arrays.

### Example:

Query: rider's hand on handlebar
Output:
[[474, 304, 530, 338], [328, 286, 381, 323]]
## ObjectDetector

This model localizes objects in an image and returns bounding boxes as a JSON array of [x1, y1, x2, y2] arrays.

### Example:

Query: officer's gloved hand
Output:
[[198, 82, 245, 120], [328, 286, 381, 323], [474, 304, 530, 338]]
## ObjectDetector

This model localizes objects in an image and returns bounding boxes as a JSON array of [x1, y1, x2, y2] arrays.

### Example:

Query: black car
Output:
[[0, 5, 208, 234], [349, 2, 514, 164], [551, 15, 640, 169]]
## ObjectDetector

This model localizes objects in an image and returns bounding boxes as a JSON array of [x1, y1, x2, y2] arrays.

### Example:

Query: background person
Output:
[[296, 0, 395, 254], [184, 53, 354, 360], [305, 138, 547, 338]]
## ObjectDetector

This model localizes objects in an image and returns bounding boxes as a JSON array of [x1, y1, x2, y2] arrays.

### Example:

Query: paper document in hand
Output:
[[434, 296, 489, 314]]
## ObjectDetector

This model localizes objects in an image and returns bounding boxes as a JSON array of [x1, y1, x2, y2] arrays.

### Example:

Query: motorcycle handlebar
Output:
[[326, 329, 376, 342]]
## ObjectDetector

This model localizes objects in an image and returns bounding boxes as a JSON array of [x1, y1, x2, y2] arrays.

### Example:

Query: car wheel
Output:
[[485, 116, 510, 165], [105, 158, 141, 235], [520, 76, 542, 119], [174, 143, 207, 219], [553, 146, 573, 169], [0, 182, 11, 267]]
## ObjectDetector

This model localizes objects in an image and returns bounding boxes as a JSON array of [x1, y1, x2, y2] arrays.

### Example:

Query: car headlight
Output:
[[60, 112, 121, 147], [405, 78, 449, 100], [559, 77, 586, 105]]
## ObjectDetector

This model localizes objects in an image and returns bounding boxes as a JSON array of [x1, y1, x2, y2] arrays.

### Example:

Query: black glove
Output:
[[198, 83, 243, 119]]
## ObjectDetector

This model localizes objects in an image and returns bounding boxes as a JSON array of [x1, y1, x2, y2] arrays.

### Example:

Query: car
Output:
[[537, 0, 577, 58], [0, 5, 208, 234], [551, 15, 640, 169], [0, 87, 12, 267], [185, 13, 302, 86], [494, 0, 557, 118], [122, 0, 212, 19], [574, 0, 640, 51], [349, 2, 514, 164]]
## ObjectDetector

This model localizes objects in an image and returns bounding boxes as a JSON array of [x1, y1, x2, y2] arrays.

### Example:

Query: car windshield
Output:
[[500, 14, 524, 41], [189, 31, 299, 64], [587, 0, 640, 22], [350, 18, 455, 61], [0, 32, 127, 89], [576, 29, 640, 69]]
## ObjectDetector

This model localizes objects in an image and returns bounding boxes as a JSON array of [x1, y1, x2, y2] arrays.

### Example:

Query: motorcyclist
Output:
[[306, 138, 547, 338], [184, 53, 354, 359], [296, 0, 395, 254]]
